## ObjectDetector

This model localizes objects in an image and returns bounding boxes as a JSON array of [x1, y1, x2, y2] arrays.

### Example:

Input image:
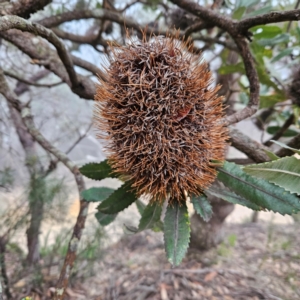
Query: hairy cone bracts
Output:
[[94, 34, 228, 202]]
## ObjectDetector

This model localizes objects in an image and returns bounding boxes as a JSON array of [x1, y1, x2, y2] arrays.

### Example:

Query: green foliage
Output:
[[79, 160, 116, 181], [267, 126, 299, 137], [243, 156, 300, 195], [191, 194, 213, 222], [81, 187, 115, 202], [97, 183, 136, 214], [136, 199, 146, 215], [217, 161, 300, 215], [138, 201, 162, 231], [95, 211, 117, 226], [164, 201, 190, 266], [207, 185, 262, 211]]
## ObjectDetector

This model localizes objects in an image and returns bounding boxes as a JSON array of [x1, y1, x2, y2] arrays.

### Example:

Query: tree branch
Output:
[[0, 69, 88, 300], [275, 132, 300, 157], [5, 0, 52, 19], [0, 15, 79, 89], [238, 9, 300, 34], [4, 70, 63, 88], [0, 30, 97, 99], [229, 128, 270, 163]]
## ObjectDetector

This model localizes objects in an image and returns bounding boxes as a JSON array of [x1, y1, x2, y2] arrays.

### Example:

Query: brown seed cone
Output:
[[94, 35, 228, 203]]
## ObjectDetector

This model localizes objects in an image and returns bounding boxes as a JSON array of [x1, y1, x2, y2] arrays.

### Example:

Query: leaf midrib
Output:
[[245, 167, 300, 177], [219, 168, 300, 210]]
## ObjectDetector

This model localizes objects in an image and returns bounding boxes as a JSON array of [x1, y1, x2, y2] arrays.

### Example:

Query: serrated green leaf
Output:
[[191, 194, 212, 222], [251, 25, 282, 39], [263, 149, 280, 161], [271, 140, 300, 155], [79, 160, 116, 181], [206, 186, 261, 211], [164, 202, 190, 266], [138, 201, 162, 231], [218, 62, 245, 75], [243, 157, 300, 195], [218, 161, 300, 215], [95, 211, 117, 226], [97, 183, 136, 214], [81, 187, 115, 202], [233, 6, 246, 20], [271, 48, 294, 63], [136, 199, 146, 215]]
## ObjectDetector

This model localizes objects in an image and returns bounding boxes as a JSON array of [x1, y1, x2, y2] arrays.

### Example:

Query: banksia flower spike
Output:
[[95, 34, 228, 203]]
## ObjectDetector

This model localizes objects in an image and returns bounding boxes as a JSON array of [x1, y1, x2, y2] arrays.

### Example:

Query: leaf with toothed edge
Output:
[[217, 161, 300, 215], [136, 199, 146, 215], [206, 186, 262, 211], [191, 194, 212, 222], [243, 156, 300, 195], [164, 201, 190, 266], [97, 183, 137, 214], [138, 201, 162, 232], [79, 160, 117, 181]]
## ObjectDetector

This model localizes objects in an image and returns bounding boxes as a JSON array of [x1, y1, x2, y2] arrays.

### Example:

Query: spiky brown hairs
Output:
[[94, 34, 228, 203]]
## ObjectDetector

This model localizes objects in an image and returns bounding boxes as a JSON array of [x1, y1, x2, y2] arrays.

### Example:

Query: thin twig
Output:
[[0, 15, 79, 89], [0, 69, 88, 300], [4, 70, 63, 88], [264, 114, 295, 146]]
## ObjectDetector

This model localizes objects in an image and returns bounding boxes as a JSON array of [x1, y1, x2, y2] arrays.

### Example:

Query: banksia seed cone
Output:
[[95, 35, 228, 202]]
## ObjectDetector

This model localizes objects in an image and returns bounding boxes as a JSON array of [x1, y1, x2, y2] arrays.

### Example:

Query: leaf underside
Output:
[[164, 201, 190, 266], [138, 201, 162, 231], [81, 187, 115, 202], [191, 194, 212, 222], [95, 211, 117, 226], [97, 183, 137, 214]]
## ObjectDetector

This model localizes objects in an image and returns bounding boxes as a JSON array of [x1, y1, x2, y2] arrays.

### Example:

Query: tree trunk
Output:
[[190, 194, 234, 250]]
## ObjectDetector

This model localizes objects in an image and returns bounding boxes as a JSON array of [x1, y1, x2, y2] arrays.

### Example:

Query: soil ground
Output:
[[78, 221, 300, 300]]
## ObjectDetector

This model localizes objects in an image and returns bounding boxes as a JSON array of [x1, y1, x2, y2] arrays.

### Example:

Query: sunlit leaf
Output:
[[251, 25, 282, 39], [244, 156, 300, 195], [233, 6, 246, 20]]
